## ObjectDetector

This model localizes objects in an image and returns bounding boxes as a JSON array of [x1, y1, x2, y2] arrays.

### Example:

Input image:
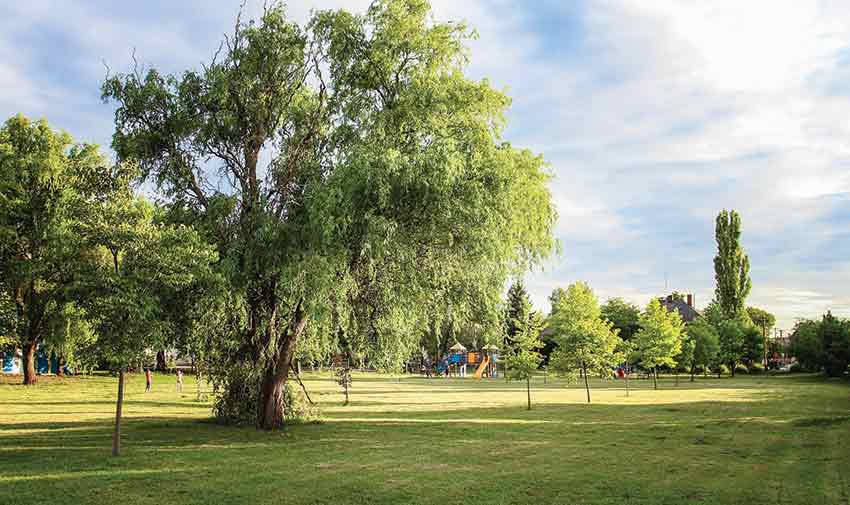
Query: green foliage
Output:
[[790, 320, 823, 372], [789, 312, 850, 377], [102, 0, 556, 426], [601, 297, 641, 341], [548, 282, 621, 383], [687, 318, 720, 375], [716, 363, 730, 375], [83, 191, 218, 371], [734, 363, 749, 375], [741, 324, 764, 365], [503, 311, 544, 382], [746, 307, 775, 335], [504, 281, 532, 346], [0, 114, 106, 381], [749, 362, 765, 374], [635, 298, 685, 371], [819, 311, 850, 377], [718, 319, 745, 372], [713, 210, 751, 319]]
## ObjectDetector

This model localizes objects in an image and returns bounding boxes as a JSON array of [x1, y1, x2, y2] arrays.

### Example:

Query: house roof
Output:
[[659, 298, 700, 323]]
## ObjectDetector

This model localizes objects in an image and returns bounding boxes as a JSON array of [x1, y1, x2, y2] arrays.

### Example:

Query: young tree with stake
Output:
[[548, 282, 621, 403], [504, 309, 544, 410]]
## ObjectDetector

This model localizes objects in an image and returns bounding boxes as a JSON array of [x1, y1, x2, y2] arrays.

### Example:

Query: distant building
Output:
[[658, 293, 699, 323]]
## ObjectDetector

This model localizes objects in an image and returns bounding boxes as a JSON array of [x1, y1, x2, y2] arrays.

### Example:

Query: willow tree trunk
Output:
[[22, 342, 37, 385], [56, 356, 65, 377], [112, 369, 125, 456], [257, 310, 308, 430], [583, 362, 591, 403], [155, 351, 167, 371]]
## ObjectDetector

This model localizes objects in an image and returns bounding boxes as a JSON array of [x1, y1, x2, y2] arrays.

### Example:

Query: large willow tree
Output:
[[103, 0, 556, 429]]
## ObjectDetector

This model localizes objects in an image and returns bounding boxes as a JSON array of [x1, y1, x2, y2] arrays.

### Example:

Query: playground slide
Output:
[[473, 356, 490, 379]]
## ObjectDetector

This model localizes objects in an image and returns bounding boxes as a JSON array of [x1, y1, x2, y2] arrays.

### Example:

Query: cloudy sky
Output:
[[4, 0, 850, 328]]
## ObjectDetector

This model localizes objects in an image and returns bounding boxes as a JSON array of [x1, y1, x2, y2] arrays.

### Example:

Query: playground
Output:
[[1, 372, 848, 505]]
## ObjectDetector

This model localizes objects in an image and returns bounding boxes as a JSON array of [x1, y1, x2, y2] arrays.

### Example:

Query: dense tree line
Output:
[[790, 312, 850, 376]]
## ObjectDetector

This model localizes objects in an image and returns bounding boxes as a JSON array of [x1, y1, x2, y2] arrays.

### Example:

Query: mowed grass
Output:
[[1, 372, 849, 505]]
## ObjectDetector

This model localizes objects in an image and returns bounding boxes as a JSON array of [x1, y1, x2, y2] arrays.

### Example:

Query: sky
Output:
[[4, 0, 850, 329]]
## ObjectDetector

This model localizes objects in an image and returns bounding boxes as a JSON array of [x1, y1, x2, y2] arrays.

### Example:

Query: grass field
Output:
[[1, 372, 848, 505]]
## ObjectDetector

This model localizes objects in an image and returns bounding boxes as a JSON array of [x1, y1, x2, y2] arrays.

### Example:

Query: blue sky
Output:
[[4, 1, 850, 329]]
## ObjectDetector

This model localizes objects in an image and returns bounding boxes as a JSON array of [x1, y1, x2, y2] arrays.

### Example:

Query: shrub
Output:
[[789, 363, 802, 374], [694, 364, 708, 375], [735, 363, 749, 375], [749, 363, 765, 374], [716, 364, 730, 375]]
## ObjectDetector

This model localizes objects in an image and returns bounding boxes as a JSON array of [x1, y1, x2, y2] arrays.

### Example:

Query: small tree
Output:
[[84, 192, 216, 456], [747, 306, 775, 366], [617, 339, 637, 397], [635, 298, 685, 390], [687, 318, 720, 380], [504, 311, 544, 410], [548, 282, 621, 403], [674, 331, 695, 386], [718, 319, 745, 376]]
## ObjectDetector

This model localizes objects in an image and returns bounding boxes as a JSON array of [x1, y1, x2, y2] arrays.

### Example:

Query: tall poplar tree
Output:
[[713, 210, 751, 319]]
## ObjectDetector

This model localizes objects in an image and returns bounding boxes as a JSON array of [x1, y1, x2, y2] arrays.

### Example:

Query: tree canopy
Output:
[[0, 114, 107, 384], [102, 0, 556, 428], [635, 298, 685, 389], [548, 282, 621, 403]]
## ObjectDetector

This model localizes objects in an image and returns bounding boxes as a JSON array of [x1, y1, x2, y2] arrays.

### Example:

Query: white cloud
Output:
[[4, 0, 850, 329]]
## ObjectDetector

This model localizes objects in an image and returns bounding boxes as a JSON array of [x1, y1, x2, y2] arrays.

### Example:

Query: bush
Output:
[[715, 364, 730, 375], [749, 363, 765, 374], [694, 364, 708, 375], [735, 363, 749, 375], [789, 363, 802, 374]]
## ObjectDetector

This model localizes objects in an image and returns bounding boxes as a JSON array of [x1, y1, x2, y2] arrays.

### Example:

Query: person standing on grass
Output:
[[145, 368, 152, 392], [176, 369, 183, 393]]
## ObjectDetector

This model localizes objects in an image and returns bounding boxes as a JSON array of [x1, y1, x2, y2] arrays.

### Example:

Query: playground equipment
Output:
[[473, 356, 490, 378]]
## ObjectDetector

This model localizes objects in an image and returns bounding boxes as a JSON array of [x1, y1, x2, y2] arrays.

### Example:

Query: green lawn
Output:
[[1, 372, 848, 505]]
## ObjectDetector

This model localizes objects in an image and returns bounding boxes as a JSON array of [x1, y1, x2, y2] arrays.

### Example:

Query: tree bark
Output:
[[583, 362, 591, 403], [57, 355, 66, 377], [155, 351, 167, 371], [22, 342, 37, 385], [112, 369, 125, 457], [690, 363, 695, 382], [624, 363, 630, 398], [526, 377, 531, 410], [653, 367, 658, 390], [257, 307, 308, 430]]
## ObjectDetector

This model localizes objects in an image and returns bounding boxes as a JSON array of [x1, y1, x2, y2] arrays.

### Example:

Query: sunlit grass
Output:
[[1, 371, 848, 504]]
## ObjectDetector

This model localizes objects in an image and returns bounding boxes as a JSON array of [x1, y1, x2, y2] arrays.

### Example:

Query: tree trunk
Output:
[[653, 367, 658, 390], [56, 355, 66, 377], [730, 361, 736, 377], [583, 362, 591, 403], [257, 308, 308, 430], [22, 342, 37, 385], [690, 363, 695, 382], [675, 370, 679, 386], [155, 351, 167, 371], [112, 369, 125, 456], [625, 363, 630, 398], [526, 377, 531, 410]]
